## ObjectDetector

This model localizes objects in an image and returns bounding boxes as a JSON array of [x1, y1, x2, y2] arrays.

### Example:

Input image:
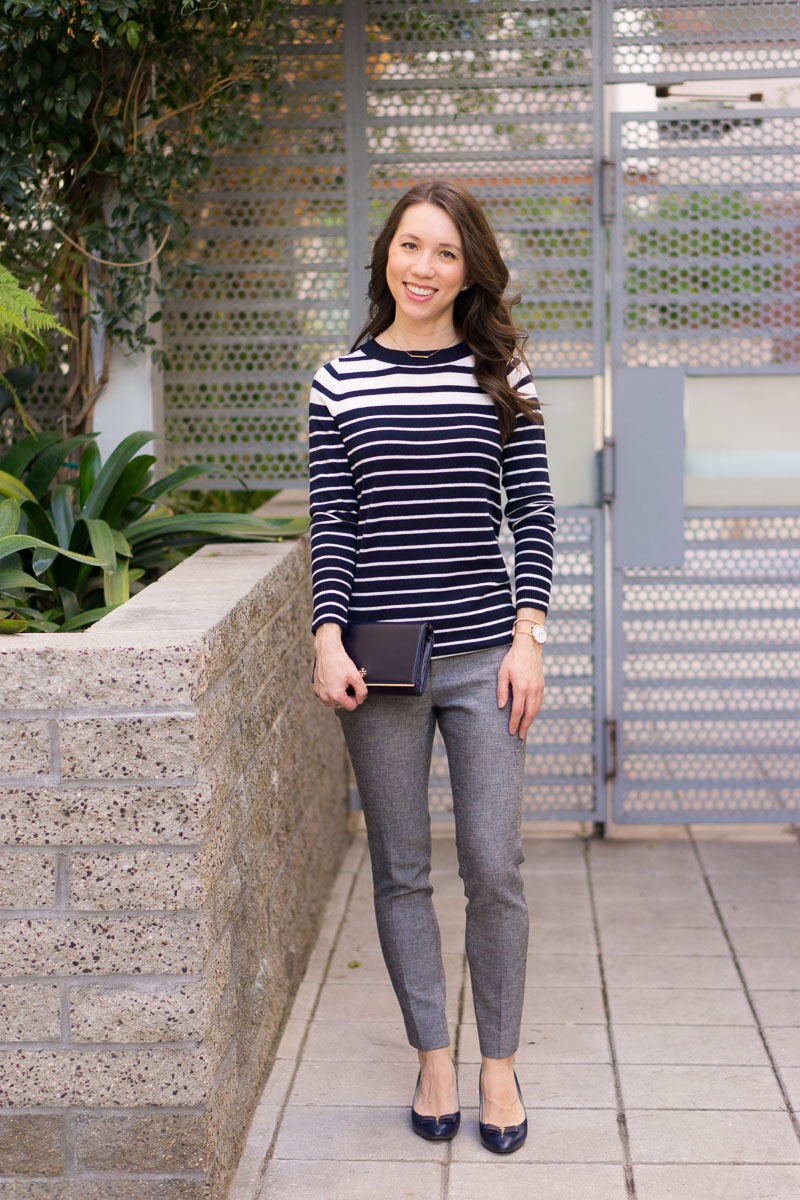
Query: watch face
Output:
[[532, 625, 547, 643]]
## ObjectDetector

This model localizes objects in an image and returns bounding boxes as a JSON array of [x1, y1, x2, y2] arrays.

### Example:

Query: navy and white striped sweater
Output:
[[307, 337, 556, 659]]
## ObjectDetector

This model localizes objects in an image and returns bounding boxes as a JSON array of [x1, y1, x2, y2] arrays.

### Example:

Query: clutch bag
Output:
[[312, 621, 434, 696]]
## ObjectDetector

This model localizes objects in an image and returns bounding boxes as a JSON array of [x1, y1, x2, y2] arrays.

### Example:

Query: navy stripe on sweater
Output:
[[307, 337, 556, 658]]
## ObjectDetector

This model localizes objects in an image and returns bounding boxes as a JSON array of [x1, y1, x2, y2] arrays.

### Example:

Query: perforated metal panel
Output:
[[611, 108, 800, 372], [363, 0, 602, 376], [429, 509, 606, 822], [161, 2, 349, 484], [604, 1, 800, 81], [612, 510, 800, 823], [160, 1, 603, 479]]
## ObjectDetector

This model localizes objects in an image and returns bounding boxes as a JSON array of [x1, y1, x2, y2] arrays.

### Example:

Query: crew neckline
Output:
[[359, 335, 468, 366]]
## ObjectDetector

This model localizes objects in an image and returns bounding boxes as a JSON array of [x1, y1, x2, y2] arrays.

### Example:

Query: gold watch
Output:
[[512, 619, 548, 645]]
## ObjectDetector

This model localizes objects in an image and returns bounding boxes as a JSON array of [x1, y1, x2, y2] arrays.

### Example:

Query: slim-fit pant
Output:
[[335, 642, 529, 1059]]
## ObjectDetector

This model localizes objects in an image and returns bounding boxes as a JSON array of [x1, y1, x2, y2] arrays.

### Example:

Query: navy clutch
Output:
[[312, 621, 435, 696]]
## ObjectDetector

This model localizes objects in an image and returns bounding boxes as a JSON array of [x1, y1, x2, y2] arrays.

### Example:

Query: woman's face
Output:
[[384, 201, 468, 327]]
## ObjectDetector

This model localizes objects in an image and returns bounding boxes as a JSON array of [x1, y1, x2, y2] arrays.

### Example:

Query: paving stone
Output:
[[781, 1068, 800, 1111], [326, 949, 463, 986], [635, 1164, 800, 1200], [301, 1018, 424, 1063], [618, 1064, 785, 1109], [527, 923, 596, 953], [451, 1105, 623, 1163], [750, 991, 800, 1025], [518, 954, 602, 987], [739, 957, 800, 990], [593, 897, 718, 925], [709, 875, 800, 902], [462, 986, 605, 1025], [717, 901, 800, 928], [289, 1060, 419, 1106], [448, 1162, 628, 1199], [600, 924, 730, 956], [457, 1060, 618, 1108], [764, 1027, 800, 1066], [614, 1024, 770, 1066], [271, 1105, 447, 1161], [257, 1160, 443, 1199], [728, 927, 800, 957], [626, 1109, 800, 1163], [602, 954, 741, 989], [696, 844, 800, 875], [589, 876, 711, 902], [458, 1020, 610, 1064], [607, 987, 754, 1026]]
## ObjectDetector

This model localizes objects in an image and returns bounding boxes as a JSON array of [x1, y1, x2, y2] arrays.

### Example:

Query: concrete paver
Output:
[[225, 824, 800, 1200], [635, 1164, 800, 1200]]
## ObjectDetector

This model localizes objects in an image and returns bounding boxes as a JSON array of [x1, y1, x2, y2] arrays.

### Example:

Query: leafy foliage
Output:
[[0, 428, 309, 633], [0, 262, 73, 432], [0, 0, 293, 433]]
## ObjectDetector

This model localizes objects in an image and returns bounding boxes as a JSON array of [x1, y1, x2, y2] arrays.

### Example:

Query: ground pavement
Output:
[[228, 819, 800, 1200]]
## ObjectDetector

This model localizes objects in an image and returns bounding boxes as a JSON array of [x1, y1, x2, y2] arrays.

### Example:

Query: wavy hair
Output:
[[351, 179, 543, 443]]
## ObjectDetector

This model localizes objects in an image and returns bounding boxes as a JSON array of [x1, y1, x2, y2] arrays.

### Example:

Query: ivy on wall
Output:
[[0, 0, 292, 435]]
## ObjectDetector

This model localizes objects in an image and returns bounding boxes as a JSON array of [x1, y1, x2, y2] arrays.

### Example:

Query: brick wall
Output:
[[0, 521, 350, 1198]]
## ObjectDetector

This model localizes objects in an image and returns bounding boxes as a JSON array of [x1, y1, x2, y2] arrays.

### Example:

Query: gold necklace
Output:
[[385, 327, 459, 359]]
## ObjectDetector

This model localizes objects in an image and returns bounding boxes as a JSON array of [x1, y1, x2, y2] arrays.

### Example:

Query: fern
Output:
[[0, 263, 71, 352], [0, 264, 74, 435]]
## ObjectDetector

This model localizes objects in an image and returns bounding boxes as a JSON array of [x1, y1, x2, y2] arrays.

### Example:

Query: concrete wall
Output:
[[0, 523, 350, 1198]]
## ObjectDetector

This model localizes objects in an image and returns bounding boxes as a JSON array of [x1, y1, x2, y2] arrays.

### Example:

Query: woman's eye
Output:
[[401, 241, 417, 250], [441, 250, 455, 259]]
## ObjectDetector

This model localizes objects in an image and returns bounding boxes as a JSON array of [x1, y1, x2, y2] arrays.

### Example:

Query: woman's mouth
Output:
[[403, 282, 437, 301]]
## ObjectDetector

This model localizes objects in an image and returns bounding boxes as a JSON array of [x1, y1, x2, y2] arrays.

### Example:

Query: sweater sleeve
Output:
[[307, 365, 359, 632], [501, 361, 557, 615]]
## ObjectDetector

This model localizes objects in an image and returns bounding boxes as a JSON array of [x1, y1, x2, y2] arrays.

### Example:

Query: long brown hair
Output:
[[351, 179, 543, 443]]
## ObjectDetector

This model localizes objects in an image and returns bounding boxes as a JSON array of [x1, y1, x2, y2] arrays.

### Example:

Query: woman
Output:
[[308, 179, 556, 1153]]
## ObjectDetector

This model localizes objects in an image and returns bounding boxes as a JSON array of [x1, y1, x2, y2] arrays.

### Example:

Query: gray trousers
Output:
[[335, 642, 529, 1059]]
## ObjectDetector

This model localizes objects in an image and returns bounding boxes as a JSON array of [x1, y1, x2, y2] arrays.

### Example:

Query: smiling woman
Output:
[[307, 179, 557, 1154]]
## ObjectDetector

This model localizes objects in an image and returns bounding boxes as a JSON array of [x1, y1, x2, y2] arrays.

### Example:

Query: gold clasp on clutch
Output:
[[359, 667, 368, 676]]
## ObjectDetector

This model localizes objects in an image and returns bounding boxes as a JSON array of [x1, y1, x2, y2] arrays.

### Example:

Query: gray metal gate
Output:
[[608, 109, 800, 823], [158, 2, 800, 825]]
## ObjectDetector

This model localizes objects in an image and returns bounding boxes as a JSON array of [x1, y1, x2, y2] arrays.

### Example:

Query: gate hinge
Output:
[[601, 157, 615, 225], [604, 719, 617, 780], [599, 437, 615, 503]]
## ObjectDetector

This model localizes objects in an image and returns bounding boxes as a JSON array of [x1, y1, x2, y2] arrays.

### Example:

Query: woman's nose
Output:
[[411, 256, 435, 276]]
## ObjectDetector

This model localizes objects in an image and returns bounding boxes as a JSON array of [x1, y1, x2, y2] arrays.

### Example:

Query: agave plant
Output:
[[0, 429, 309, 633]]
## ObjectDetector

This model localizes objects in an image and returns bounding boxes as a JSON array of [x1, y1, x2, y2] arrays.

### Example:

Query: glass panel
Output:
[[684, 375, 800, 505]]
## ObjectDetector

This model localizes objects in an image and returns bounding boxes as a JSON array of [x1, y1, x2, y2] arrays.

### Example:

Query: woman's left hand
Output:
[[497, 640, 544, 739]]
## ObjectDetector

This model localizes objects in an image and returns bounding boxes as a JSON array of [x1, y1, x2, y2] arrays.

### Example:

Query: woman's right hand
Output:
[[313, 623, 369, 710]]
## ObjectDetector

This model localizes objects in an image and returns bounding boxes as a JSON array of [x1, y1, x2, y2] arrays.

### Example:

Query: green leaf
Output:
[[0, 616, 28, 635], [25, 435, 96, 500], [0, 470, 37, 504], [58, 604, 120, 632], [50, 484, 76, 548], [123, 512, 309, 546], [0, 567, 52, 592], [104, 552, 129, 606], [82, 518, 116, 570], [79, 440, 101, 509], [126, 25, 139, 48], [136, 461, 233, 503], [79, 431, 154, 522], [58, 587, 80, 623], [0, 497, 20, 538], [0, 534, 104, 567], [101, 454, 156, 526]]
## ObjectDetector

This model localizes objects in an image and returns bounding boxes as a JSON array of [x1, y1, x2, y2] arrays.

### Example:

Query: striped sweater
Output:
[[307, 336, 556, 659]]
